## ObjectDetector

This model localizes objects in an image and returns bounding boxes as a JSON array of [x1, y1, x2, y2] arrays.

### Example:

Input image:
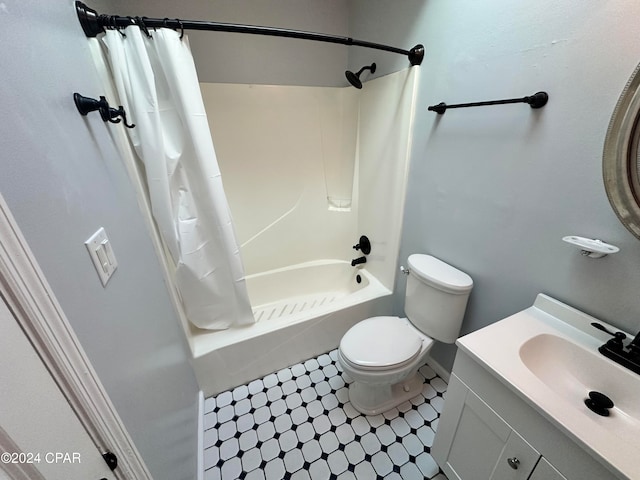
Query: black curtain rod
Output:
[[75, 2, 424, 66]]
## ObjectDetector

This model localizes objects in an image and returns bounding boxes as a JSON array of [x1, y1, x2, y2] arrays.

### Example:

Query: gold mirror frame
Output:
[[603, 63, 640, 240]]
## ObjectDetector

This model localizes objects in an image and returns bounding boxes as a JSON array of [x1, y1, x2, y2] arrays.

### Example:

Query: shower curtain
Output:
[[96, 27, 254, 330]]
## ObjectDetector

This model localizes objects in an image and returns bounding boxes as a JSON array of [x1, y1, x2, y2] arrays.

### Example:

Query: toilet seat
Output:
[[339, 316, 424, 371]]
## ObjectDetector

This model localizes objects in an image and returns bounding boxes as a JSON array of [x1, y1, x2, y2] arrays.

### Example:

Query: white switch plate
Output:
[[85, 227, 118, 286]]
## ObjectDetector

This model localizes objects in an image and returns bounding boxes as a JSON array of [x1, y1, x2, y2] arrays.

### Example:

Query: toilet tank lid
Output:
[[407, 254, 473, 293]]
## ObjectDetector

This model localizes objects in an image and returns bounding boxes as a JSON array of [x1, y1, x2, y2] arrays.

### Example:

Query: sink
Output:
[[519, 333, 640, 443], [455, 294, 640, 479]]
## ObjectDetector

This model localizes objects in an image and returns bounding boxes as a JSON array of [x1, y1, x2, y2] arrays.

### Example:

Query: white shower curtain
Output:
[[98, 27, 254, 330]]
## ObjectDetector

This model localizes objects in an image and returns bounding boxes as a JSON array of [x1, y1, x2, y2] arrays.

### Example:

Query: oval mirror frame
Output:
[[603, 62, 640, 240]]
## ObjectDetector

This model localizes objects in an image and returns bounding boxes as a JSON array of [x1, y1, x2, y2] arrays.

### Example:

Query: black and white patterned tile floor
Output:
[[203, 349, 448, 480]]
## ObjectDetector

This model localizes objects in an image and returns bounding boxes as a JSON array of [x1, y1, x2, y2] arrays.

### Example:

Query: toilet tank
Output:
[[404, 254, 473, 343]]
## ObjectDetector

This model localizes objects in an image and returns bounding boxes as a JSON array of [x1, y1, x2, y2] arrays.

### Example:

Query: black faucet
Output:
[[353, 235, 371, 255], [592, 322, 640, 375], [351, 256, 367, 267], [628, 331, 640, 357]]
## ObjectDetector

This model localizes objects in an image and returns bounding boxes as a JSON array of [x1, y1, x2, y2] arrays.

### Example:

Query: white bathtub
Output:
[[191, 260, 392, 396], [247, 260, 373, 324]]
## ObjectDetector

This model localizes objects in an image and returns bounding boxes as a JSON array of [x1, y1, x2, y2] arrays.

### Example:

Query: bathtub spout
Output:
[[351, 256, 367, 267]]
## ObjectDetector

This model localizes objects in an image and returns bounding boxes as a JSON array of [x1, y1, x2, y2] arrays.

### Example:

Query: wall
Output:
[[348, 0, 640, 371], [0, 2, 199, 479], [92, 0, 350, 86]]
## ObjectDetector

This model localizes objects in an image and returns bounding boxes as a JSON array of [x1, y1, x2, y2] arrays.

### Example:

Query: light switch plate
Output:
[[85, 227, 118, 286]]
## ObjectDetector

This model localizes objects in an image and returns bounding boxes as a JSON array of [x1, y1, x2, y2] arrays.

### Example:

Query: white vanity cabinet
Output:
[[527, 458, 566, 480], [433, 374, 563, 480], [433, 351, 615, 480]]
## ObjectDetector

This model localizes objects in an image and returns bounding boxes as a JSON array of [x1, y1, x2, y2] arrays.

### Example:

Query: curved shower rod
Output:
[[75, 2, 424, 66]]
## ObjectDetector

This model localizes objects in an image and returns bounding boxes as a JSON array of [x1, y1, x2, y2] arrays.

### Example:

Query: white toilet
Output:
[[338, 254, 473, 415]]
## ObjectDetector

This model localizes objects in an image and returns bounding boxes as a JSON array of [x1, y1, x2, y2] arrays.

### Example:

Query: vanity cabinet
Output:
[[527, 458, 566, 480], [433, 351, 614, 480], [433, 374, 563, 480]]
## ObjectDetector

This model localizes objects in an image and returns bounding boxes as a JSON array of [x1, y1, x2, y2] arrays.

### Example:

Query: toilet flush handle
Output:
[[399, 266, 409, 275]]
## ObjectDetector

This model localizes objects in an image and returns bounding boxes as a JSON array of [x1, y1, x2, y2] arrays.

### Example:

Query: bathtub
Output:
[[191, 260, 393, 396], [247, 260, 375, 324]]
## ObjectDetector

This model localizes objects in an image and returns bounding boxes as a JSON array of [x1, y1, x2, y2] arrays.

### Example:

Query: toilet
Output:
[[338, 254, 473, 415]]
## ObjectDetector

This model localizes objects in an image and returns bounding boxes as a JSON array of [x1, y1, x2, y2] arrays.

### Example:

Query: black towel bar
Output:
[[428, 91, 548, 114]]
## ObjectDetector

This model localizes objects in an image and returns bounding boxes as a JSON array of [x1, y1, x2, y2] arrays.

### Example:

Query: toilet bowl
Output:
[[338, 255, 473, 415], [339, 316, 435, 414]]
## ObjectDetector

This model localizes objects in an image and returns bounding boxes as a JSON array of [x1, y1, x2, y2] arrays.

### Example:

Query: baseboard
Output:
[[197, 391, 204, 480], [425, 354, 451, 383]]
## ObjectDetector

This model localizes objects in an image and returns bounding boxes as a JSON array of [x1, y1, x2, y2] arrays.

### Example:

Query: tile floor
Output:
[[203, 349, 449, 480]]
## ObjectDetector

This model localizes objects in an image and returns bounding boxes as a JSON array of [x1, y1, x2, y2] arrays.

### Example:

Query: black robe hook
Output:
[[73, 93, 135, 129]]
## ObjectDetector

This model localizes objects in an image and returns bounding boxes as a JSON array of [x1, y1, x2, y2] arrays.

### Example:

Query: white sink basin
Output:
[[456, 294, 640, 480], [519, 333, 640, 444]]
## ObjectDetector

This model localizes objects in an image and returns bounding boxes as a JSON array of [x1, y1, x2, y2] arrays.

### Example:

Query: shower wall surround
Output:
[[357, 69, 418, 288], [201, 68, 418, 290], [200, 83, 359, 275]]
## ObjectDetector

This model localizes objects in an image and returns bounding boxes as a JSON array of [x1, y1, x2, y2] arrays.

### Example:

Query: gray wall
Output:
[[0, 2, 199, 479], [93, 0, 350, 86], [348, 0, 640, 371]]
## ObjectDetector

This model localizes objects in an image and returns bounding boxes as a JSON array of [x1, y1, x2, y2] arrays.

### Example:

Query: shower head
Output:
[[345, 63, 377, 89]]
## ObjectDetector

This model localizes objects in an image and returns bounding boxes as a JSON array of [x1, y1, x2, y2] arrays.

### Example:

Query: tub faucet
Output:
[[351, 256, 367, 267]]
